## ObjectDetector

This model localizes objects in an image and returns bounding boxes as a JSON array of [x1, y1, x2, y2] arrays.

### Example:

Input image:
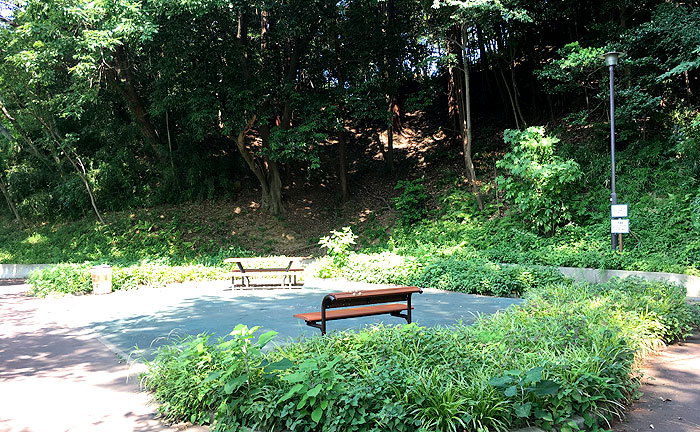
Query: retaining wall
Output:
[[0, 264, 51, 279], [557, 266, 700, 297]]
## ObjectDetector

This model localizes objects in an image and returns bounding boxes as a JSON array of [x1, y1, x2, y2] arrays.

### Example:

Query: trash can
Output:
[[91, 265, 112, 294]]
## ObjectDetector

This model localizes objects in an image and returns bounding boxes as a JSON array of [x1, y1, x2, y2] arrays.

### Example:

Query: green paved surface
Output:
[[44, 278, 523, 360]]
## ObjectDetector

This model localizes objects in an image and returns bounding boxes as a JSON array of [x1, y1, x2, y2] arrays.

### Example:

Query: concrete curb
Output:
[[6, 261, 700, 297], [557, 266, 700, 297], [0, 263, 52, 279]]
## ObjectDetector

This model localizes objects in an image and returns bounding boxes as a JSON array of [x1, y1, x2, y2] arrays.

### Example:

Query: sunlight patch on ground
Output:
[[22, 233, 45, 246]]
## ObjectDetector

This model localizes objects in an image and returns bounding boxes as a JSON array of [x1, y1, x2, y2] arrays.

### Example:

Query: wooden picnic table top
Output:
[[223, 256, 308, 264]]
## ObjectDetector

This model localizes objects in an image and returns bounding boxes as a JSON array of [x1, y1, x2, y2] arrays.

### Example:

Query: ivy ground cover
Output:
[[142, 278, 698, 432]]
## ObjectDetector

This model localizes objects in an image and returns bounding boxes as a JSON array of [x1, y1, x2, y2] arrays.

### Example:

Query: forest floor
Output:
[[174, 110, 498, 256], [112, 111, 488, 258]]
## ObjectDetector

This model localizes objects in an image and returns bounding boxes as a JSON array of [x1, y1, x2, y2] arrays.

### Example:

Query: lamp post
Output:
[[604, 51, 620, 251]]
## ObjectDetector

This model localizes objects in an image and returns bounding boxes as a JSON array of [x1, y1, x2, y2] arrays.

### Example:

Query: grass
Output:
[[0, 207, 249, 265], [141, 277, 700, 432]]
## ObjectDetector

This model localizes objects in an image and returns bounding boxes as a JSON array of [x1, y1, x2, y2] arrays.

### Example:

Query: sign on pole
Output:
[[611, 219, 629, 234], [611, 204, 628, 218]]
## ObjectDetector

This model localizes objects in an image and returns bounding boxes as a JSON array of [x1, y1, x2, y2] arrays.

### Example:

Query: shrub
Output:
[[339, 252, 422, 285], [314, 251, 566, 297], [28, 262, 231, 297], [143, 278, 698, 432], [393, 178, 429, 225], [496, 127, 583, 235], [28, 263, 93, 296], [691, 194, 700, 234], [318, 227, 357, 276]]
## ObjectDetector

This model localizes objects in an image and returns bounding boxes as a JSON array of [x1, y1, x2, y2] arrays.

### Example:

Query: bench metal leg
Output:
[[304, 320, 326, 335]]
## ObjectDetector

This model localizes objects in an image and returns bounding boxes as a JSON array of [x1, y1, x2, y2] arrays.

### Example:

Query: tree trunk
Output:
[[34, 115, 105, 224], [105, 47, 167, 162], [334, 39, 350, 202], [500, 68, 520, 129], [0, 175, 22, 225], [460, 26, 484, 210], [266, 159, 284, 215], [0, 99, 53, 168], [386, 104, 395, 174], [338, 129, 350, 202], [510, 52, 527, 128], [258, 122, 285, 216]]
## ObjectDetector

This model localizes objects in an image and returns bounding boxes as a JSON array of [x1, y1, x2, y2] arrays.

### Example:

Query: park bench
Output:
[[293, 286, 422, 335], [224, 257, 306, 288]]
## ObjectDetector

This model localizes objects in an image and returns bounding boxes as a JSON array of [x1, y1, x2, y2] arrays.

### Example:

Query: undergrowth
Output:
[[142, 278, 699, 432], [310, 252, 564, 297]]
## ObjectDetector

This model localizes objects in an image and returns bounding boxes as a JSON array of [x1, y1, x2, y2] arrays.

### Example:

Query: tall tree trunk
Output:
[[385, 98, 396, 174], [258, 123, 284, 215], [334, 38, 350, 201], [338, 129, 349, 202], [460, 26, 484, 210], [510, 52, 527, 128], [230, 115, 283, 216], [447, 25, 463, 142], [500, 68, 520, 129], [381, 0, 395, 175], [0, 175, 22, 225], [105, 47, 167, 162]]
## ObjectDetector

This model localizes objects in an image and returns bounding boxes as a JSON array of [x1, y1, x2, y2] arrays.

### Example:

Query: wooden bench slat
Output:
[[294, 303, 411, 322], [229, 268, 304, 273], [224, 257, 307, 264], [227, 271, 304, 277], [329, 286, 421, 299]]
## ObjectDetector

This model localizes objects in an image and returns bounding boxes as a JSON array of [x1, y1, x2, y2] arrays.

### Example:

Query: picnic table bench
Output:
[[224, 257, 306, 288], [293, 286, 422, 335]]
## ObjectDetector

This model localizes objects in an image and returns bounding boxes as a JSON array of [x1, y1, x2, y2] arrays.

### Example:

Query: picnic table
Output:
[[224, 257, 306, 288]]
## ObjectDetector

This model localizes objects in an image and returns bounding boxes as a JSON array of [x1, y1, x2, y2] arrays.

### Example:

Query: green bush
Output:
[[691, 194, 700, 234], [393, 178, 429, 226], [143, 278, 698, 432], [313, 251, 565, 297], [496, 127, 582, 235], [27, 263, 93, 296], [317, 227, 357, 276], [27, 262, 231, 297]]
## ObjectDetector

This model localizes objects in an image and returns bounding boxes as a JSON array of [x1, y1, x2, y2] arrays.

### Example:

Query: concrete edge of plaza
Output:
[[3, 262, 700, 297]]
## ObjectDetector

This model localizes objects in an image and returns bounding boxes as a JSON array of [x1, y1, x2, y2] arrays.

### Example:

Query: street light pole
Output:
[[604, 52, 620, 251]]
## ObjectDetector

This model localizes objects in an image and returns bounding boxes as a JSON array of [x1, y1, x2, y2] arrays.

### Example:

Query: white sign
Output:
[[611, 204, 628, 218], [611, 219, 629, 234]]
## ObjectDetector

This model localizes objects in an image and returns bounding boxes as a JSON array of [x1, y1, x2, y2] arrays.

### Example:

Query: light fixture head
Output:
[[603, 51, 621, 67]]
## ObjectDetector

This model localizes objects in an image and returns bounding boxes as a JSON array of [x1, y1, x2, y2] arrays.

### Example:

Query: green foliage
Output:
[[496, 127, 583, 235], [535, 42, 605, 95], [142, 324, 280, 426], [317, 227, 357, 275], [27, 263, 93, 297], [27, 262, 231, 297], [314, 251, 565, 298], [0, 209, 249, 265], [393, 178, 429, 226], [319, 252, 423, 285], [415, 259, 564, 297], [692, 194, 700, 234], [143, 278, 698, 431]]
